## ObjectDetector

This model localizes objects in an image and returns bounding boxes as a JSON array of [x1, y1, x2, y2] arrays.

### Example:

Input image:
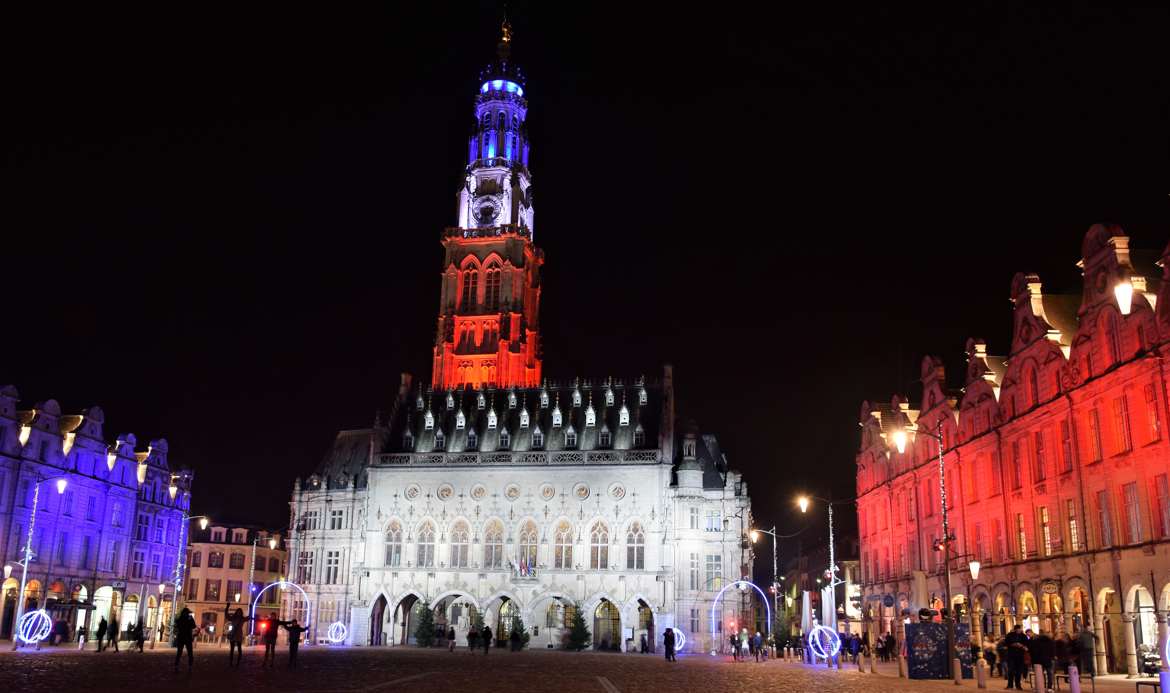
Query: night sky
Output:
[[4, 5, 1168, 568]]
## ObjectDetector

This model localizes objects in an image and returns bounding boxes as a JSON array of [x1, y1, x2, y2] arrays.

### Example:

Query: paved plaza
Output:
[[0, 645, 1151, 692]]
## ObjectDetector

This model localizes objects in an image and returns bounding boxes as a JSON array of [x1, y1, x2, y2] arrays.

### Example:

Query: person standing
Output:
[[224, 606, 249, 667], [448, 626, 457, 652], [663, 628, 675, 662], [173, 608, 197, 672], [481, 625, 491, 654], [279, 618, 308, 669], [753, 632, 763, 662], [107, 616, 119, 652], [1004, 625, 1028, 689], [133, 621, 145, 652], [730, 633, 739, 661], [96, 617, 108, 652], [1076, 628, 1097, 677], [1028, 630, 1055, 691], [261, 613, 280, 667], [468, 625, 479, 653]]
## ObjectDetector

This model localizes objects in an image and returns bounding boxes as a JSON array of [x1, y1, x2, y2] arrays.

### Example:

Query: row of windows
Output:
[[300, 509, 347, 532], [379, 519, 647, 571], [7, 528, 126, 574], [190, 549, 282, 573], [429, 386, 647, 413], [862, 474, 1170, 582]]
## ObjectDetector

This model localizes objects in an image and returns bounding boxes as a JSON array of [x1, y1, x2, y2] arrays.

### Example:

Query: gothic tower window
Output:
[[540, 391, 549, 408], [446, 392, 455, 409], [520, 409, 530, 428], [532, 427, 544, 449], [619, 406, 630, 427], [590, 521, 609, 569], [508, 391, 517, 409], [499, 428, 510, 449], [605, 388, 614, 406], [417, 521, 436, 568], [477, 392, 486, 409], [552, 407, 562, 427], [484, 520, 504, 568], [626, 522, 645, 570], [487, 410, 498, 429], [435, 431, 446, 450], [461, 268, 478, 310], [634, 425, 645, 447], [599, 428, 611, 448], [572, 389, 582, 407], [585, 406, 596, 427], [485, 264, 502, 311], [639, 388, 648, 405], [467, 429, 478, 449], [456, 411, 466, 429], [424, 412, 435, 430], [565, 427, 577, 449], [554, 520, 573, 569]]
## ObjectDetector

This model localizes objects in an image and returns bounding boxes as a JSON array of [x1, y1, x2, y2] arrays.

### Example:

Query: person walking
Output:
[[1076, 628, 1097, 677], [481, 625, 491, 654], [173, 608, 197, 672], [663, 628, 675, 662], [753, 632, 763, 662], [468, 625, 479, 653], [448, 626, 457, 652], [1004, 625, 1028, 689], [730, 633, 739, 661], [1028, 630, 1055, 692], [107, 616, 120, 652], [279, 618, 308, 669], [96, 616, 108, 652], [261, 613, 280, 667], [640, 633, 648, 654], [133, 621, 145, 652], [224, 606, 249, 667]]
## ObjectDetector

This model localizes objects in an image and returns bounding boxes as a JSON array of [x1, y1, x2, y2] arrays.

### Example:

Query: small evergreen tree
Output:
[[510, 615, 530, 650], [566, 602, 590, 651], [414, 601, 436, 647]]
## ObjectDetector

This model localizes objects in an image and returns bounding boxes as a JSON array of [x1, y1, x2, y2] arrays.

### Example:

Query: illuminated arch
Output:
[[708, 580, 771, 655], [251, 580, 312, 636]]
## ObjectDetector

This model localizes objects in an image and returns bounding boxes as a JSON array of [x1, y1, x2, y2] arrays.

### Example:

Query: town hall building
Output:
[[286, 24, 754, 653]]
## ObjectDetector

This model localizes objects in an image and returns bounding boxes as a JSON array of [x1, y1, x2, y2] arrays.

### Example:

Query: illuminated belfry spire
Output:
[[433, 20, 542, 391]]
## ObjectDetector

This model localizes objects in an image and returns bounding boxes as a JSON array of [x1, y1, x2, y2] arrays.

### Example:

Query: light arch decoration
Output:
[[17, 609, 52, 644], [251, 579, 312, 640], [708, 580, 771, 655]]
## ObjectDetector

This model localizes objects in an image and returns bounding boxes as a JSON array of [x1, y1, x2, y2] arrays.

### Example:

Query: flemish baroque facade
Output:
[[856, 226, 1170, 676], [287, 24, 753, 653], [0, 388, 193, 642]]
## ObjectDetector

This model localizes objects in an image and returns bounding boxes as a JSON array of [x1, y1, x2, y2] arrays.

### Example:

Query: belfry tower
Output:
[[432, 21, 542, 390]]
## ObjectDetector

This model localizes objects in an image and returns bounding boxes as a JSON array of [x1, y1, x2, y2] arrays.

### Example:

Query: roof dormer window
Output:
[[585, 406, 596, 427], [572, 390, 582, 407], [639, 388, 648, 405], [487, 410, 498, 429], [605, 389, 614, 406], [446, 392, 455, 409], [477, 392, 486, 410], [508, 391, 517, 409], [424, 412, 435, 430], [540, 391, 549, 408], [456, 411, 466, 430], [520, 409, 530, 428], [619, 406, 630, 427], [552, 408, 563, 427]]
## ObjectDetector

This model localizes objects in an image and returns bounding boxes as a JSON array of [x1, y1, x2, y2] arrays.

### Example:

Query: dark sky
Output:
[[4, 4, 1168, 564]]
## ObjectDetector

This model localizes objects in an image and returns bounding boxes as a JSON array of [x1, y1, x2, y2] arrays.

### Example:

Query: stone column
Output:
[[1123, 611, 1139, 678], [1158, 611, 1169, 683], [1093, 613, 1109, 676], [898, 613, 908, 677]]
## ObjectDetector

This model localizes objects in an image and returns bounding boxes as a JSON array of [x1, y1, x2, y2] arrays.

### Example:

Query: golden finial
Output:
[[501, 19, 512, 44]]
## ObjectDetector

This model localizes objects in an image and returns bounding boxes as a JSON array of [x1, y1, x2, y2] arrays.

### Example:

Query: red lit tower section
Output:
[[432, 22, 542, 390]]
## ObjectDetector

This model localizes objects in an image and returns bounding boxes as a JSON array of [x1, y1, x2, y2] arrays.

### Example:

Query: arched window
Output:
[[532, 427, 544, 449], [1103, 312, 1122, 366], [484, 263, 502, 311], [599, 428, 611, 447], [565, 427, 577, 448], [461, 268, 478, 309], [512, 114, 519, 130], [554, 520, 573, 569], [626, 522, 645, 570], [499, 428, 511, 449], [546, 602, 560, 628], [484, 520, 504, 568], [385, 521, 402, 567], [519, 520, 538, 569], [633, 425, 645, 447], [590, 521, 609, 569], [467, 429, 478, 449], [1026, 366, 1040, 408], [481, 112, 491, 129], [435, 430, 445, 450], [619, 406, 630, 427], [496, 112, 506, 130], [416, 522, 435, 568], [449, 521, 470, 568]]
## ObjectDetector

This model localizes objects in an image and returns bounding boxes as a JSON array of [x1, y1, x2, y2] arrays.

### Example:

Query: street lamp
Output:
[[1115, 279, 1133, 315], [796, 494, 847, 631], [11, 474, 67, 650], [750, 524, 807, 646]]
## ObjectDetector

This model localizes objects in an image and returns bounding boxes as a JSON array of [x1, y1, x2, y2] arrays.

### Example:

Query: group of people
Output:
[[93, 616, 146, 652], [465, 624, 494, 653], [167, 606, 308, 672], [987, 625, 1096, 690], [729, 628, 768, 662]]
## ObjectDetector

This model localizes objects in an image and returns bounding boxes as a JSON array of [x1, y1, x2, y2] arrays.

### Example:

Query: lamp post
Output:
[[796, 494, 847, 635], [11, 475, 68, 650], [171, 497, 210, 621]]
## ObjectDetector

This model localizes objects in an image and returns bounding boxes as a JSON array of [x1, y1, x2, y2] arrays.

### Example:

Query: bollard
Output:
[[898, 653, 907, 677], [975, 658, 987, 689], [1032, 663, 1044, 693], [1068, 663, 1081, 693], [953, 657, 962, 685], [837, 653, 843, 670]]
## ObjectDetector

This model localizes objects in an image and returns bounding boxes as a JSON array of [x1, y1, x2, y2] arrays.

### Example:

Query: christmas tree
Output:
[[566, 602, 590, 651], [414, 601, 435, 647], [510, 615, 530, 650]]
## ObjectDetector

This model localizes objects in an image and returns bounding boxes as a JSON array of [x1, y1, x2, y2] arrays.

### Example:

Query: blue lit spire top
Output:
[[469, 19, 530, 169]]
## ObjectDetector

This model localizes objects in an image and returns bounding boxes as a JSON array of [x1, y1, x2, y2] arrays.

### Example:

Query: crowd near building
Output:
[[287, 23, 756, 653], [0, 387, 193, 642], [856, 226, 1170, 676], [183, 522, 287, 639]]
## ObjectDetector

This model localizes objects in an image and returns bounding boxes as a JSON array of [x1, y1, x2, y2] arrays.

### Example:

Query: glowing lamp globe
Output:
[[169, 483, 178, 500], [968, 560, 981, 581], [892, 429, 908, 454], [797, 496, 810, 513], [3, 564, 11, 579], [749, 530, 760, 543], [106, 451, 117, 472], [199, 518, 209, 531], [55, 478, 68, 495], [269, 538, 277, 550], [17, 609, 53, 644], [1115, 280, 1133, 315]]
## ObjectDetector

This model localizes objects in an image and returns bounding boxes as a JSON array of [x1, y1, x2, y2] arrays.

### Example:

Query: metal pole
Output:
[[828, 501, 837, 630], [12, 481, 42, 650], [248, 536, 257, 643], [937, 425, 958, 683], [771, 526, 779, 647]]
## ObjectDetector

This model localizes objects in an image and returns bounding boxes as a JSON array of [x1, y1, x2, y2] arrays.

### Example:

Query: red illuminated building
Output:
[[855, 225, 1170, 676]]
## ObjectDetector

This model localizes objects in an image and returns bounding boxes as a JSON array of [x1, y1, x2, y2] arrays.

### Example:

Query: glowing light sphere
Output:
[[327, 621, 348, 644], [671, 628, 686, 652], [17, 609, 52, 644], [808, 624, 842, 659]]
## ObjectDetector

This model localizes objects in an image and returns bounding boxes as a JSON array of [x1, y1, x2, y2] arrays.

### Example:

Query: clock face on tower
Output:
[[474, 195, 501, 226]]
